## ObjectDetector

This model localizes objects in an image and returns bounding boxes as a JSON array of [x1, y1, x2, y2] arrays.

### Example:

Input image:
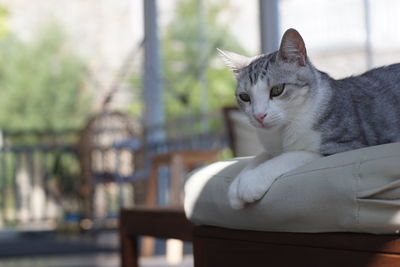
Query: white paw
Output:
[[228, 168, 273, 209], [228, 176, 244, 209]]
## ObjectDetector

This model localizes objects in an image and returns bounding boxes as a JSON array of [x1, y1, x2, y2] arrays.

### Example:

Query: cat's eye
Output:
[[239, 93, 251, 102], [270, 84, 286, 98]]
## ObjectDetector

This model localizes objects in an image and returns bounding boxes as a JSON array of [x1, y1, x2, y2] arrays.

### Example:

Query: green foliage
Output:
[[0, 5, 9, 38], [0, 22, 90, 132], [162, 0, 245, 119], [52, 151, 82, 197], [130, 0, 246, 120]]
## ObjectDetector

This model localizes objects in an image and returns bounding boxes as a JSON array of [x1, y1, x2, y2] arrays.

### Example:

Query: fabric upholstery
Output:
[[184, 143, 400, 234]]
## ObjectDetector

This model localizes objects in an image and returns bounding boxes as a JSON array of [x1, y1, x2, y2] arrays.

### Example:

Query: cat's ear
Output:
[[278, 28, 307, 66], [217, 48, 252, 77]]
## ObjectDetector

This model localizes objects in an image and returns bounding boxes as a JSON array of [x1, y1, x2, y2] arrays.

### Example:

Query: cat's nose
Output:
[[254, 113, 267, 125]]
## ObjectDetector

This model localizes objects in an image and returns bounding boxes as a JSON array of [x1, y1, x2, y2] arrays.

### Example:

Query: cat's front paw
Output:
[[228, 168, 273, 209], [228, 175, 245, 209]]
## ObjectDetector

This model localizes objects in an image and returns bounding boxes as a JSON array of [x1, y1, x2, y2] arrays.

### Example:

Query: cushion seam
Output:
[[280, 162, 354, 179], [280, 154, 400, 180], [359, 154, 400, 164], [211, 154, 400, 181], [354, 160, 361, 231]]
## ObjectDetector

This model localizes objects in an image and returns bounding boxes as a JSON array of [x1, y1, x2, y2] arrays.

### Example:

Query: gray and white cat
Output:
[[219, 28, 400, 209]]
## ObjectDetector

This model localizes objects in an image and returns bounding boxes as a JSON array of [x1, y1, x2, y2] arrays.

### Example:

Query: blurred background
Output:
[[0, 0, 399, 266]]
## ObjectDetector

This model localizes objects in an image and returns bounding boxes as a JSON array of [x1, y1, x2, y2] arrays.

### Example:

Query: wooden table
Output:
[[119, 207, 194, 267]]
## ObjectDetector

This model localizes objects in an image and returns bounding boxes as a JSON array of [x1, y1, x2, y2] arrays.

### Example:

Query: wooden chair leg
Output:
[[165, 155, 185, 264], [120, 233, 139, 267], [170, 154, 184, 206], [141, 237, 156, 258], [145, 162, 159, 206], [142, 163, 159, 257]]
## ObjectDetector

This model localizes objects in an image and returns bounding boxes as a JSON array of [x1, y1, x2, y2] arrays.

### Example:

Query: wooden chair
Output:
[[192, 226, 400, 267], [120, 107, 400, 267], [120, 208, 400, 267], [141, 150, 219, 258], [119, 207, 194, 267], [190, 108, 400, 266]]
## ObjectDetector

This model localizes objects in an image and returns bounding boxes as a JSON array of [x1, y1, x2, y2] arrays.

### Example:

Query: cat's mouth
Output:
[[252, 120, 275, 130]]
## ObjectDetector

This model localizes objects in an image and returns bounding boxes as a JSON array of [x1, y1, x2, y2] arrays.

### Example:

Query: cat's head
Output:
[[219, 28, 318, 130]]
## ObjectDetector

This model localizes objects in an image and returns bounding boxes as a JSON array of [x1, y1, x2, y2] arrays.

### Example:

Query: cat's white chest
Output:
[[257, 125, 321, 156], [281, 111, 321, 152], [257, 116, 322, 154], [282, 127, 321, 152], [256, 128, 283, 156]]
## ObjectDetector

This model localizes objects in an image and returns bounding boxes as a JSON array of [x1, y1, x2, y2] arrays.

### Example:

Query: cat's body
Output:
[[255, 62, 400, 156], [220, 29, 400, 209], [317, 64, 400, 155]]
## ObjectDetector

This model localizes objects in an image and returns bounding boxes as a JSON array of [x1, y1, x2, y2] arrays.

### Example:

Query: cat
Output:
[[219, 28, 400, 209]]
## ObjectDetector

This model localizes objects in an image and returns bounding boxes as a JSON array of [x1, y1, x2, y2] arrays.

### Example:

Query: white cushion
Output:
[[184, 143, 400, 234]]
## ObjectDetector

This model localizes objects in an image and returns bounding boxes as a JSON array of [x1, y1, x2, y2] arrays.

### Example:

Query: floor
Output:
[[0, 230, 194, 267], [0, 254, 194, 267]]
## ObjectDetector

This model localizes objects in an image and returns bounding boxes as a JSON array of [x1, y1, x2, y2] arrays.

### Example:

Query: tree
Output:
[[130, 0, 247, 120], [0, 22, 91, 132], [162, 0, 246, 119]]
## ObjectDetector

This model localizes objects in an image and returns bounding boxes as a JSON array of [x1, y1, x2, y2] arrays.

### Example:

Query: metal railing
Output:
[[0, 130, 81, 231], [0, 112, 228, 231]]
